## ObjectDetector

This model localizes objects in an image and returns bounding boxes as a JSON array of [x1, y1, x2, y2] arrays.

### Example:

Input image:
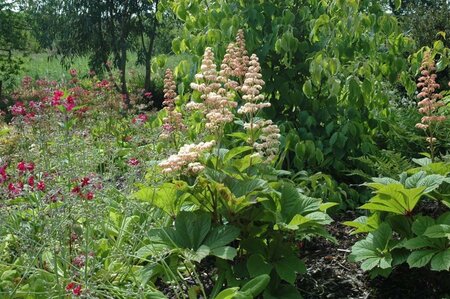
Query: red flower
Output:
[[28, 176, 35, 188], [11, 102, 26, 116], [144, 92, 152, 98], [85, 192, 94, 200], [17, 161, 26, 172], [128, 158, 139, 166], [64, 95, 76, 111], [69, 69, 78, 77], [26, 162, 35, 172], [65, 282, 75, 291], [132, 114, 148, 125], [72, 285, 82, 296], [81, 177, 90, 187], [72, 255, 86, 268], [71, 185, 81, 194], [0, 164, 7, 183], [37, 181, 46, 191]]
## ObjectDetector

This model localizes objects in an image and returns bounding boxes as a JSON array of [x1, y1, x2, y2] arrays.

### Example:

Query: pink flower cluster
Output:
[[158, 141, 216, 174], [415, 52, 447, 144], [160, 69, 185, 139]]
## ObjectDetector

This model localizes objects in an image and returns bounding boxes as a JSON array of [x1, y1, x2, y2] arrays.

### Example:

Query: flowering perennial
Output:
[[158, 141, 215, 174], [415, 52, 447, 156], [160, 69, 185, 139]]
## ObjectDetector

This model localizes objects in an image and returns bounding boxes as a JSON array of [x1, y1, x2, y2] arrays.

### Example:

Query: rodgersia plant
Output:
[[415, 51, 447, 161], [136, 30, 334, 298]]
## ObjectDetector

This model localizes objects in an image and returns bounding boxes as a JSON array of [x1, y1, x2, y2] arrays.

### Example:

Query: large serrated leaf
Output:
[[430, 249, 450, 271], [407, 249, 438, 268]]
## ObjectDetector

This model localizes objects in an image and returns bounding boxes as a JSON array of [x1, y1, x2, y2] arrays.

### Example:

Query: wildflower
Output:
[[160, 69, 186, 139], [72, 285, 82, 296], [159, 141, 215, 174], [17, 162, 26, 173], [144, 91, 153, 98], [415, 51, 447, 160], [187, 48, 238, 131], [72, 185, 81, 194], [66, 282, 75, 292], [132, 114, 148, 125], [219, 29, 250, 90], [0, 164, 8, 183], [128, 158, 140, 166], [69, 69, 78, 77], [64, 95, 76, 111], [51, 97, 61, 107], [11, 102, 26, 116], [253, 121, 281, 162], [81, 177, 90, 187], [28, 176, 35, 188], [72, 255, 86, 268], [37, 181, 46, 191], [85, 192, 94, 200]]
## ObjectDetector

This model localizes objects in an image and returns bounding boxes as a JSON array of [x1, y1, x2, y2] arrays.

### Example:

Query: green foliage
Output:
[[0, 2, 27, 94], [347, 163, 450, 277], [166, 0, 416, 177]]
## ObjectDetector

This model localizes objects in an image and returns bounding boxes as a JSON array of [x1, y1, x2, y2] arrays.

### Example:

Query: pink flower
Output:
[[26, 162, 35, 172], [37, 181, 46, 191], [28, 176, 35, 188], [17, 162, 27, 172], [0, 164, 8, 183], [132, 114, 148, 125], [66, 282, 75, 292], [64, 95, 76, 111], [72, 285, 82, 296], [72, 255, 86, 268], [85, 192, 94, 200], [128, 158, 140, 166], [144, 92, 152, 98], [69, 69, 78, 77], [81, 177, 90, 187], [11, 102, 26, 116], [72, 185, 81, 194]]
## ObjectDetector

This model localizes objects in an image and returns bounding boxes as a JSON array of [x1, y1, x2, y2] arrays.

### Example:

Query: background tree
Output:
[[0, 1, 28, 99], [30, 0, 174, 105]]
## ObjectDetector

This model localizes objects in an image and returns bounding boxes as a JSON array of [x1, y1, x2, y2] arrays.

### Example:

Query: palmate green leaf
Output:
[[430, 249, 450, 271], [412, 216, 435, 235], [174, 211, 211, 250], [227, 177, 268, 198], [405, 171, 427, 188], [344, 214, 380, 234], [407, 249, 438, 268], [401, 237, 431, 250], [279, 182, 321, 222], [210, 246, 237, 260], [360, 184, 425, 215], [274, 255, 306, 284], [350, 223, 393, 271], [247, 254, 272, 277], [416, 174, 447, 193], [223, 146, 254, 163], [423, 224, 450, 239], [203, 225, 240, 249]]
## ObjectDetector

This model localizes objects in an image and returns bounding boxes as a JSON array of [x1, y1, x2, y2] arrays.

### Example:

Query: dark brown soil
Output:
[[297, 211, 450, 299]]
